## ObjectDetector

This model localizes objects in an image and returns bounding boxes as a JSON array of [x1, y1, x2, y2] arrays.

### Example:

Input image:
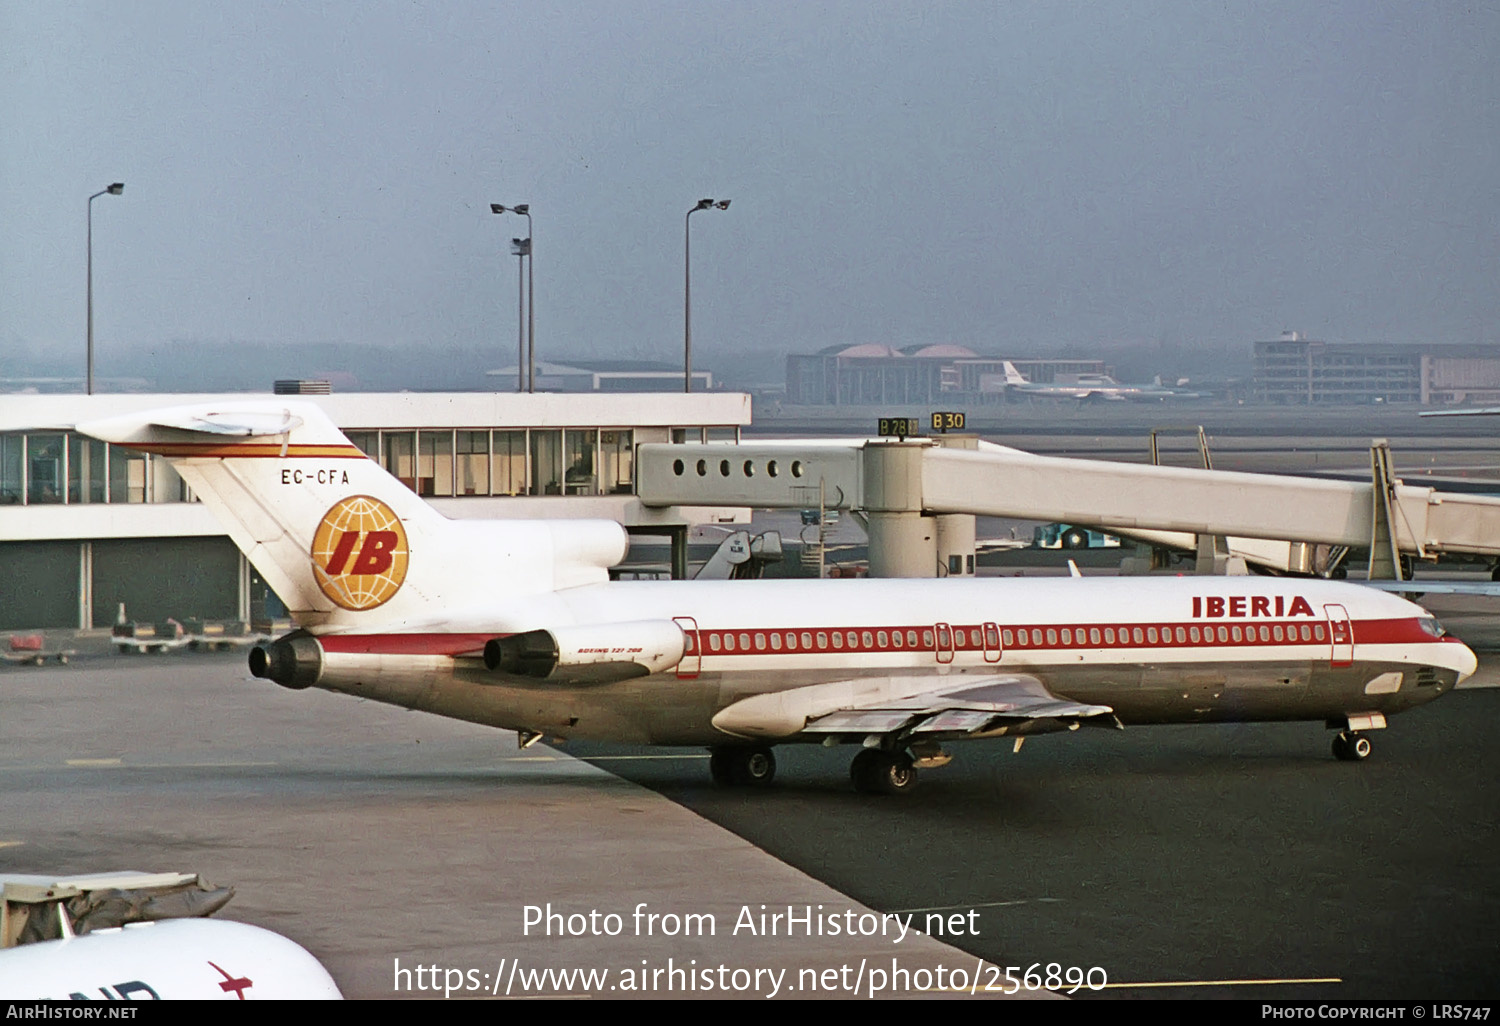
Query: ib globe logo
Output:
[[311, 496, 409, 610]]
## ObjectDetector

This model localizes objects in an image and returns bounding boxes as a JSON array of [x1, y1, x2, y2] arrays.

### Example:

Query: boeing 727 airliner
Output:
[[75, 403, 1475, 794]]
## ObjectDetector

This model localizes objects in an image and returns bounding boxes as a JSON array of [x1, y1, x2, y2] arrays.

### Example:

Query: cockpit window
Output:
[[1418, 617, 1446, 638]]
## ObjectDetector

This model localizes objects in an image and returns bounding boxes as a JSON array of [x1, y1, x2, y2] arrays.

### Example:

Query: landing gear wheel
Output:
[[709, 746, 777, 787], [1332, 731, 1372, 762], [850, 749, 919, 795]]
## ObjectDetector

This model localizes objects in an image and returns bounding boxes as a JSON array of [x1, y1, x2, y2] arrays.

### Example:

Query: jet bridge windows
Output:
[[25, 434, 63, 504], [0, 432, 167, 508], [417, 431, 454, 497], [67, 436, 107, 504], [456, 431, 489, 495], [343, 427, 647, 498]]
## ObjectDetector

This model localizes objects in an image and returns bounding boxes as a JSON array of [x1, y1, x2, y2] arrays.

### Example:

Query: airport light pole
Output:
[[509, 238, 530, 391], [87, 183, 124, 394], [491, 203, 534, 391], [684, 198, 730, 393]]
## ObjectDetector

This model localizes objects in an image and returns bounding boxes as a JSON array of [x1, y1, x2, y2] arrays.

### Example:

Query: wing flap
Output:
[[712, 672, 1114, 741], [799, 711, 922, 734]]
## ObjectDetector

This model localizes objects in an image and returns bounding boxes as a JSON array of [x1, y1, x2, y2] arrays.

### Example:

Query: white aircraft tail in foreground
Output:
[[78, 402, 1477, 794], [0, 871, 340, 1000]]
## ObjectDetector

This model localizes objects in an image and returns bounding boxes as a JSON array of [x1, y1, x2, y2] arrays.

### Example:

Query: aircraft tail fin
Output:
[[1001, 361, 1029, 385], [77, 402, 626, 629]]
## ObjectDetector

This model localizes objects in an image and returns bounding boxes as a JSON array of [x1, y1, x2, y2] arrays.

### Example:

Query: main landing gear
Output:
[[850, 748, 918, 795], [1331, 731, 1372, 762], [709, 745, 777, 787]]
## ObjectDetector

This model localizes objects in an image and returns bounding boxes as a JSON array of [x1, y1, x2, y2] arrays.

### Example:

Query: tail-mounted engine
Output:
[[249, 632, 326, 690], [483, 620, 686, 685]]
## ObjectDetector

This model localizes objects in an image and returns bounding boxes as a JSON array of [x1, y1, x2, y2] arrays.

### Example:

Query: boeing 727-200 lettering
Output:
[[75, 403, 1475, 794]]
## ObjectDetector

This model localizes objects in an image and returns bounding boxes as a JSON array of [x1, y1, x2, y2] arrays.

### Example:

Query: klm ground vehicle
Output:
[[1032, 523, 1122, 550]]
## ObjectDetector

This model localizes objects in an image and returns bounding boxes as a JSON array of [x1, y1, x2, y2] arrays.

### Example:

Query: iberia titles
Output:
[[1193, 595, 1317, 618]]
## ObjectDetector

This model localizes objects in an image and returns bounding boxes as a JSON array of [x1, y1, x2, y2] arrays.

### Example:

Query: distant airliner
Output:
[[71, 402, 1474, 795], [1000, 361, 1200, 401]]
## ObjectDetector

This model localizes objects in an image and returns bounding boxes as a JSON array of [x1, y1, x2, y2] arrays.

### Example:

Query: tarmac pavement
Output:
[[0, 649, 1044, 1000]]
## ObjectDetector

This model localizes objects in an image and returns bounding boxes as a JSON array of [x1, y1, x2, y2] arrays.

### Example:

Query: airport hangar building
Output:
[[0, 391, 750, 631]]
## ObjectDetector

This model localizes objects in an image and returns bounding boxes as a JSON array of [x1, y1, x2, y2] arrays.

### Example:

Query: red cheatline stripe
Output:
[[310, 618, 1444, 660], [131, 443, 367, 459], [318, 633, 497, 656]]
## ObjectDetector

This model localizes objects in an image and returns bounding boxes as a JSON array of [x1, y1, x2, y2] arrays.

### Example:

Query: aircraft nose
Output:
[[1444, 637, 1479, 683]]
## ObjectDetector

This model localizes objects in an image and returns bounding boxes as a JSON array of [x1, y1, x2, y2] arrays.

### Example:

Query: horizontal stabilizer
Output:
[[145, 409, 304, 437]]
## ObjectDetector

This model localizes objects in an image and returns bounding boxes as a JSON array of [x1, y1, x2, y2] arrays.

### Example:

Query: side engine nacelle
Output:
[[484, 620, 686, 685], [249, 632, 325, 690]]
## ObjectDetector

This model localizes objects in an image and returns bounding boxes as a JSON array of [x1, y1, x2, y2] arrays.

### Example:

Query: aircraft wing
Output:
[[712, 673, 1116, 742]]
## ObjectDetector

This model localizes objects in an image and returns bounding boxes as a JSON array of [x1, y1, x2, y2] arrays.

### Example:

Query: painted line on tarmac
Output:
[[1100, 977, 1342, 990], [128, 761, 278, 769], [923, 976, 1341, 994], [888, 898, 1063, 915], [585, 755, 712, 762], [498, 754, 712, 762], [0, 841, 22, 849], [56, 759, 277, 770]]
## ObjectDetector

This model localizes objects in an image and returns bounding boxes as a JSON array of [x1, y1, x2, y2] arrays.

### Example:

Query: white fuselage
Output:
[[302, 575, 1474, 746]]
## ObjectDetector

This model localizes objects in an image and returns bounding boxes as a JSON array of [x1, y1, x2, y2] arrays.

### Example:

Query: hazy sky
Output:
[[4, 1, 1497, 381]]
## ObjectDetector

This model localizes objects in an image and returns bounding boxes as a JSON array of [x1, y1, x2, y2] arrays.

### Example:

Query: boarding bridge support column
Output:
[[1368, 440, 1408, 582], [936, 514, 976, 576], [932, 434, 977, 577], [862, 441, 936, 578]]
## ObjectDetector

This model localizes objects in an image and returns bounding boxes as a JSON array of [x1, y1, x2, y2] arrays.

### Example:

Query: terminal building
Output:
[[484, 358, 713, 393], [0, 391, 749, 631], [1252, 336, 1500, 405]]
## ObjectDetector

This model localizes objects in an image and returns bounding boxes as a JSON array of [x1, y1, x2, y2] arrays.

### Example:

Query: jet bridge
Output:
[[635, 437, 1500, 578]]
